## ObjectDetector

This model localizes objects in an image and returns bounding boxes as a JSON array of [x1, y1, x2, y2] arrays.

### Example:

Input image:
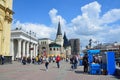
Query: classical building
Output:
[[11, 28, 38, 60], [0, 0, 14, 61], [38, 21, 71, 58]]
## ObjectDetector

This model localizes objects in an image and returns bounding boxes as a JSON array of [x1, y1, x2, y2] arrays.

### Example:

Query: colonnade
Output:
[[11, 38, 38, 60]]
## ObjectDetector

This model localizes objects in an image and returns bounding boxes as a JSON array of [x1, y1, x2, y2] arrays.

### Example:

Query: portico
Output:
[[11, 29, 38, 60]]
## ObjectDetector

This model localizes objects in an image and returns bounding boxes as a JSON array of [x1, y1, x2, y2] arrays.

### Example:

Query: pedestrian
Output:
[[82, 53, 88, 72], [75, 55, 79, 69], [71, 55, 77, 69], [27, 56, 31, 64], [45, 56, 49, 71], [32, 56, 35, 64], [0, 55, 4, 65], [56, 55, 61, 68], [22, 56, 26, 65], [52, 56, 55, 63], [1, 55, 4, 65]]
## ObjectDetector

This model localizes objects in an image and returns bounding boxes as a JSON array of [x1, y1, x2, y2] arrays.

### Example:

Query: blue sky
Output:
[[12, 0, 120, 48], [13, 0, 120, 24]]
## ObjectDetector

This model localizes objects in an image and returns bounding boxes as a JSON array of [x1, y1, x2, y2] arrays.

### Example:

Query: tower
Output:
[[55, 21, 64, 46], [63, 32, 71, 57], [0, 0, 14, 56]]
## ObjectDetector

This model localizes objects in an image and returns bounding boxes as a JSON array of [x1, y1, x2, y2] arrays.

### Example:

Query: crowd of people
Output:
[[21, 55, 62, 71], [20, 54, 99, 73]]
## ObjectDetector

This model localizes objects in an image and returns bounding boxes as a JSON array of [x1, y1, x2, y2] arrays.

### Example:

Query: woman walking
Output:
[[45, 56, 49, 71]]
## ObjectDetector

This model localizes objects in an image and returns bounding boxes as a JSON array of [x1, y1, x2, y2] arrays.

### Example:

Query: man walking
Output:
[[56, 55, 61, 68]]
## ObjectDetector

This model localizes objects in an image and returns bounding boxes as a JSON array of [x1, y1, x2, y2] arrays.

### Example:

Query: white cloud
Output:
[[81, 1, 101, 19], [12, 1, 120, 48], [12, 21, 56, 39], [49, 8, 66, 26], [100, 9, 120, 24]]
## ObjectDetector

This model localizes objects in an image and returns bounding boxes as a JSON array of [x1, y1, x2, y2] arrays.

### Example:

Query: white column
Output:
[[33, 44, 36, 57], [18, 39, 22, 58], [26, 42, 29, 57], [36, 44, 38, 56], [22, 40, 26, 57], [11, 39, 14, 60], [30, 43, 33, 58]]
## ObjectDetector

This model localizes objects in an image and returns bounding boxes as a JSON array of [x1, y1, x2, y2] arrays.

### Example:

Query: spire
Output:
[[63, 32, 70, 48], [57, 21, 62, 35]]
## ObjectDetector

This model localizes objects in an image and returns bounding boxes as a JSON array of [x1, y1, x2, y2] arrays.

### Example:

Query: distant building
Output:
[[38, 38, 53, 56], [69, 39, 80, 55], [38, 21, 71, 58]]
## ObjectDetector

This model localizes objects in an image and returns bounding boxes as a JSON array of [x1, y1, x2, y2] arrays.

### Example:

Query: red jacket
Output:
[[56, 56, 60, 62]]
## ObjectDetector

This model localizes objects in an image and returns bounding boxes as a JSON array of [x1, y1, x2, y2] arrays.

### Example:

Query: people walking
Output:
[[71, 55, 78, 69], [32, 56, 35, 64], [45, 56, 49, 71], [22, 56, 27, 65], [82, 54, 88, 72], [56, 55, 61, 68], [27, 56, 31, 64]]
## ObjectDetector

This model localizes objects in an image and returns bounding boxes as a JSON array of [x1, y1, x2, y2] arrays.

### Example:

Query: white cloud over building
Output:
[[12, 1, 120, 48]]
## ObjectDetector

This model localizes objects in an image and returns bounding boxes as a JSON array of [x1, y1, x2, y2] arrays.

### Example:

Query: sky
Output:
[[12, 0, 120, 48]]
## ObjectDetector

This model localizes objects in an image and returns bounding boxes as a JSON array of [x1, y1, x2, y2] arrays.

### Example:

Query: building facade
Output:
[[0, 0, 14, 57], [38, 38, 53, 56], [11, 28, 38, 60], [69, 39, 80, 55]]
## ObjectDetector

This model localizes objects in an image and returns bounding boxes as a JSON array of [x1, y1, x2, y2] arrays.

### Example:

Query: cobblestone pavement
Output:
[[0, 61, 119, 80]]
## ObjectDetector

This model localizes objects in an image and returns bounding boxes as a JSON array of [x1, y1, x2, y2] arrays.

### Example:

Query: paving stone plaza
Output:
[[0, 61, 119, 80]]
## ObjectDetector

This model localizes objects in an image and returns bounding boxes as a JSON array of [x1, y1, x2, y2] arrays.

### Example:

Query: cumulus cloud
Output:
[[12, 21, 56, 39], [12, 1, 120, 48], [100, 9, 120, 24], [71, 1, 102, 36], [49, 8, 66, 26]]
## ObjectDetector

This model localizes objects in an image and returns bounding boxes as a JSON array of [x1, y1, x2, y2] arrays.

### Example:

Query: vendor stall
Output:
[[87, 49, 116, 75], [87, 50, 101, 74]]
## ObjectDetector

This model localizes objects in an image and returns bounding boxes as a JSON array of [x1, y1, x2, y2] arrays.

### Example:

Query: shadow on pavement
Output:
[[74, 70, 89, 75], [75, 70, 85, 74], [114, 76, 120, 79], [40, 69, 46, 71]]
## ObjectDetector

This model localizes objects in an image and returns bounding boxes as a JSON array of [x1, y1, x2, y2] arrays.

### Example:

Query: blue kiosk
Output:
[[87, 49, 116, 75], [87, 50, 101, 74]]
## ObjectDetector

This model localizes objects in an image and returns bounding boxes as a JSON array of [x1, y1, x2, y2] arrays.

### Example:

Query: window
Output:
[[54, 48, 55, 51], [50, 48, 52, 51]]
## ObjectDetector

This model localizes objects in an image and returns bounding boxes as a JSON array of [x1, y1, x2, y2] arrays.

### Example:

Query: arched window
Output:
[[50, 48, 52, 51], [54, 48, 55, 51]]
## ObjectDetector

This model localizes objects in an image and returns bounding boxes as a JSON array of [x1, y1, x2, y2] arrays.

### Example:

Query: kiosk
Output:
[[101, 51, 115, 75], [87, 50, 116, 75], [87, 50, 101, 74]]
